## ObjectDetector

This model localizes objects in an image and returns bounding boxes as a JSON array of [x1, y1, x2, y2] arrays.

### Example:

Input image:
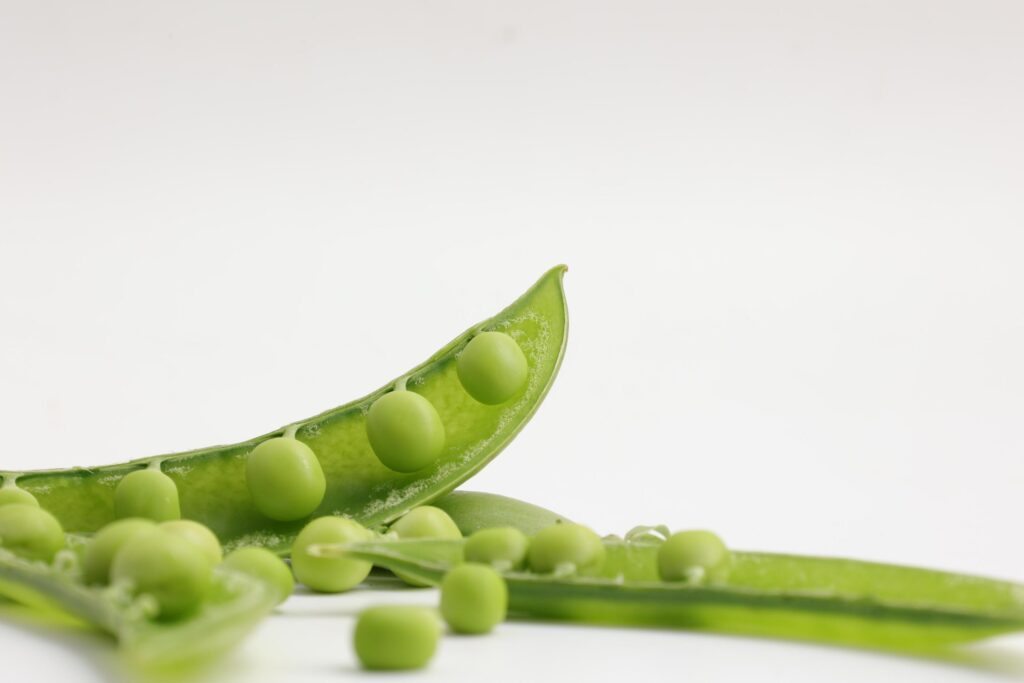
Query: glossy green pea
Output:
[[82, 518, 157, 584], [457, 331, 529, 404], [527, 523, 605, 574], [291, 516, 373, 593], [440, 563, 508, 634], [114, 468, 180, 522], [110, 529, 212, 620], [464, 526, 529, 570], [365, 390, 445, 472], [222, 547, 294, 604], [245, 436, 326, 521], [160, 520, 223, 567], [353, 606, 439, 671], [0, 487, 39, 508], [658, 530, 731, 583], [0, 504, 65, 562], [389, 506, 462, 587]]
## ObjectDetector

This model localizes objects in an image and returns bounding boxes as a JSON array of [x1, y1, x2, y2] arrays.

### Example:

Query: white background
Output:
[[2, 1, 1024, 681]]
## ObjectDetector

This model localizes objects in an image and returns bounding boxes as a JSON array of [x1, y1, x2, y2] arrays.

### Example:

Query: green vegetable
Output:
[[1, 266, 568, 553], [366, 389, 446, 473], [111, 529, 212, 620], [0, 486, 38, 508], [527, 523, 605, 575], [464, 527, 529, 570], [245, 435, 326, 521], [457, 331, 529, 404], [222, 547, 294, 604], [433, 490, 570, 536], [440, 563, 508, 634], [291, 516, 372, 592], [114, 468, 181, 522], [389, 506, 462, 586], [82, 518, 157, 584], [658, 530, 731, 583], [160, 520, 224, 567], [0, 504, 65, 562], [353, 605, 439, 670]]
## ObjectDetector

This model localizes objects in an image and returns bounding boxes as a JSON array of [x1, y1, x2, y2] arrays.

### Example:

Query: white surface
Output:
[[2, 1, 1024, 681]]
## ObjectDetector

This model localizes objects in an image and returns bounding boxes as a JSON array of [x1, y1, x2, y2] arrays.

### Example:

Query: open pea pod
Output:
[[320, 538, 1024, 653], [0, 266, 568, 553]]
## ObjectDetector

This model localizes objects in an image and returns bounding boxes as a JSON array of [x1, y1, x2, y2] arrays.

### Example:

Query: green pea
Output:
[[82, 518, 157, 584], [291, 516, 373, 593], [353, 606, 439, 671], [464, 527, 529, 570], [110, 529, 212, 620], [245, 437, 326, 521], [222, 547, 295, 605], [457, 331, 529, 405], [365, 390, 445, 472], [527, 523, 605, 574], [0, 487, 39, 508], [440, 563, 508, 634], [0, 504, 65, 562], [388, 506, 461, 587], [657, 530, 731, 583], [160, 520, 222, 566], [114, 468, 180, 522]]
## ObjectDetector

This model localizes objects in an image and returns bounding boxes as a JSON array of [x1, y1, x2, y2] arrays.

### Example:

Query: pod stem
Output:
[[283, 424, 300, 440]]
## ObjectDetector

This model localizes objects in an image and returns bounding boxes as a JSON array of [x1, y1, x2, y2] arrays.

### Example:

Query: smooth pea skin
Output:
[[291, 516, 373, 593], [160, 520, 223, 566], [365, 390, 445, 473], [246, 437, 326, 521], [440, 563, 508, 634], [464, 527, 529, 570], [0, 504, 65, 562], [456, 331, 529, 405], [354, 606, 439, 671], [114, 469, 181, 522], [223, 547, 294, 604], [389, 506, 463, 586], [110, 529, 212, 620], [0, 487, 39, 508], [657, 530, 731, 583], [82, 518, 157, 584], [527, 523, 606, 574]]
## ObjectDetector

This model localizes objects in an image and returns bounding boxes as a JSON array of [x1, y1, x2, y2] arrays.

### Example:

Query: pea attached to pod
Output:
[[114, 468, 181, 522], [365, 388, 446, 473], [657, 530, 731, 583], [464, 526, 529, 570], [527, 522, 605, 575], [457, 331, 529, 405], [0, 504, 65, 562], [246, 435, 326, 522]]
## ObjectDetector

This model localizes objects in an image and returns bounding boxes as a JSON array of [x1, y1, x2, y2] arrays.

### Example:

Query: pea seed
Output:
[[365, 390, 445, 472], [160, 520, 223, 567], [657, 530, 731, 583], [0, 504, 65, 562], [291, 516, 372, 593], [0, 487, 39, 508], [114, 469, 180, 522], [246, 436, 326, 521], [223, 547, 294, 604], [82, 518, 157, 584], [527, 523, 605, 574], [389, 506, 462, 587], [464, 527, 529, 570], [440, 563, 508, 634], [457, 331, 529, 404], [110, 529, 212, 620], [353, 606, 439, 671]]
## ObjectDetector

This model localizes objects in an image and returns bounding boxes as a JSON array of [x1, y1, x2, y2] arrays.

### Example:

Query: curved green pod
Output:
[[0, 266, 569, 553], [315, 538, 1024, 653]]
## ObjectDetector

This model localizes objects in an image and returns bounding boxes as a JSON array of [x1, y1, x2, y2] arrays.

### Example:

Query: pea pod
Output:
[[0, 267, 568, 553], [314, 537, 1024, 652]]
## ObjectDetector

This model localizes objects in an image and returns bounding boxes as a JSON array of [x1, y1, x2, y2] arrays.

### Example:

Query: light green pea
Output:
[[160, 520, 222, 567], [0, 487, 39, 508], [82, 518, 157, 584], [246, 437, 326, 521], [365, 390, 445, 473], [527, 523, 606, 574], [457, 331, 529, 405], [114, 469, 180, 522], [0, 504, 65, 562], [291, 516, 373, 593], [222, 547, 295, 605], [110, 529, 212, 620], [440, 563, 508, 635], [464, 527, 529, 570], [353, 606, 439, 671], [389, 506, 462, 587], [657, 530, 731, 583]]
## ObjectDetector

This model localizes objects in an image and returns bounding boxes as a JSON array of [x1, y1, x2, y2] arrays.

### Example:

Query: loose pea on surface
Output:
[[114, 468, 181, 522], [245, 437, 326, 521], [657, 530, 731, 583], [0, 487, 39, 508], [160, 520, 223, 567], [527, 523, 606, 574], [110, 529, 212, 620], [365, 390, 445, 473], [0, 504, 65, 562], [82, 518, 157, 584], [456, 331, 529, 405], [353, 606, 440, 671], [291, 516, 373, 593], [464, 527, 529, 570], [222, 547, 295, 604], [440, 563, 508, 635]]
